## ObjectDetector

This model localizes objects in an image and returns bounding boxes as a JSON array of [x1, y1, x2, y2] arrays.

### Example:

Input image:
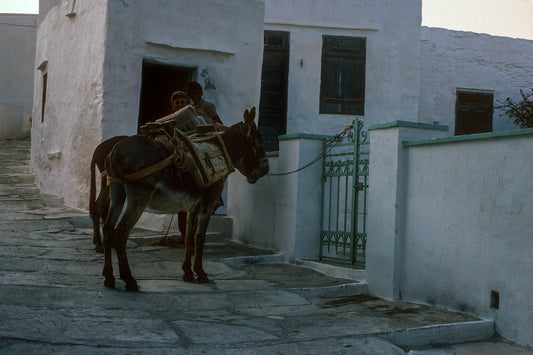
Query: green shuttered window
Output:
[[320, 36, 366, 115]]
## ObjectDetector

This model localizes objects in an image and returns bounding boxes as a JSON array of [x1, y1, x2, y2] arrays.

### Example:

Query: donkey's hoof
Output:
[[125, 283, 139, 292], [196, 275, 210, 284], [104, 278, 115, 288], [183, 273, 195, 283]]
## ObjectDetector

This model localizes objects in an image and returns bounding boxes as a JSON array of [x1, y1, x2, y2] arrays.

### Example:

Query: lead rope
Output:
[[267, 124, 353, 176], [164, 213, 176, 238]]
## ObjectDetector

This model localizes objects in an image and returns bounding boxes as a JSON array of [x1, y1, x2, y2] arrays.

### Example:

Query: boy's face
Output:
[[188, 88, 202, 105], [171, 97, 188, 111]]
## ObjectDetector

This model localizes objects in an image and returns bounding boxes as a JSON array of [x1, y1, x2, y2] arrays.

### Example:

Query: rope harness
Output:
[[107, 126, 234, 188]]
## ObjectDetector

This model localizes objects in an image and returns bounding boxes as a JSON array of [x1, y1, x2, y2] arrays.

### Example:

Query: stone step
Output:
[[137, 212, 233, 239], [0, 192, 64, 211], [0, 165, 32, 174], [0, 197, 45, 211], [0, 173, 35, 184], [0, 160, 31, 168], [39, 193, 65, 207], [0, 184, 40, 196]]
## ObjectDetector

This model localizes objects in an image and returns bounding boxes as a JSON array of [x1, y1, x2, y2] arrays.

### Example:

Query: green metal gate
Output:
[[320, 120, 369, 265]]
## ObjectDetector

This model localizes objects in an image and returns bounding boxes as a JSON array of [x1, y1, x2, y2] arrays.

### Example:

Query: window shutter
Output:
[[320, 36, 366, 115]]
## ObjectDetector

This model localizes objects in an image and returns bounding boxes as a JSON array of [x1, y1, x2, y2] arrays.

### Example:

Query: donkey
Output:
[[102, 107, 268, 290], [89, 135, 128, 253]]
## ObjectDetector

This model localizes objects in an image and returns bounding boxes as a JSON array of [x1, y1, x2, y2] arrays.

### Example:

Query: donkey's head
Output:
[[229, 107, 269, 184]]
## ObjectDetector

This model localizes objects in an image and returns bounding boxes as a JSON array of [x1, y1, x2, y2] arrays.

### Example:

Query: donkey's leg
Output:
[[193, 212, 212, 283], [182, 213, 198, 282], [101, 183, 126, 288], [192, 183, 223, 283], [92, 211, 102, 251], [114, 187, 153, 291], [92, 184, 109, 253]]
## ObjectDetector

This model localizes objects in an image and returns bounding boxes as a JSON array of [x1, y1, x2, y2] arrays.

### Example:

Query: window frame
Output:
[[319, 35, 366, 116]]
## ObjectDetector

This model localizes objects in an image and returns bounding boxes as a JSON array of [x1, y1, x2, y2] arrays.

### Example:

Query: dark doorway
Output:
[[258, 31, 289, 152], [455, 90, 493, 136], [138, 60, 193, 129]]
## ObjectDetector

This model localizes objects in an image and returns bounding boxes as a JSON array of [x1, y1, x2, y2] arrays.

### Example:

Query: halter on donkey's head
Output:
[[228, 107, 269, 184]]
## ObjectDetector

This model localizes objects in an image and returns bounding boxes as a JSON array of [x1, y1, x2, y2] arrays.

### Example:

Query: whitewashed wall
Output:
[[263, 0, 422, 135], [0, 14, 37, 139], [230, 155, 280, 250], [31, 0, 265, 209], [102, 0, 264, 138], [31, 0, 108, 209], [367, 125, 533, 347], [232, 0, 424, 252], [103, 0, 265, 222], [400, 131, 533, 347], [420, 27, 533, 132]]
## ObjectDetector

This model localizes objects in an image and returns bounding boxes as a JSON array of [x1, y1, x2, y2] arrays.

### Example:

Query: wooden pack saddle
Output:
[[170, 126, 234, 189], [126, 108, 233, 189]]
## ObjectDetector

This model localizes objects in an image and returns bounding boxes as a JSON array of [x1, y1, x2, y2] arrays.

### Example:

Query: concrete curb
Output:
[[289, 282, 369, 299], [380, 319, 495, 348], [221, 253, 285, 266], [296, 259, 365, 281]]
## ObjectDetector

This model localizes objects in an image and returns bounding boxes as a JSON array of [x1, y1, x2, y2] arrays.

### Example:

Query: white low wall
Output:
[[231, 134, 326, 262], [367, 123, 533, 347]]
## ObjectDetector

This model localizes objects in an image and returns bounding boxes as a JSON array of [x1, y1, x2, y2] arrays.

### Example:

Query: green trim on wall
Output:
[[266, 151, 279, 157], [368, 120, 449, 132], [278, 133, 330, 141], [404, 128, 533, 147]]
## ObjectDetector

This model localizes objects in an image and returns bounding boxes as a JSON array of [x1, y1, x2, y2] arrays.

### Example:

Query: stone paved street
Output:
[[1, 137, 532, 354]]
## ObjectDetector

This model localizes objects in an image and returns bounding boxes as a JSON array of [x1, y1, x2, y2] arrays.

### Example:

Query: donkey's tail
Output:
[[89, 155, 97, 218]]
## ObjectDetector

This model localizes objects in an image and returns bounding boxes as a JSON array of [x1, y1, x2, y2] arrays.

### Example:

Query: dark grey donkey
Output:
[[101, 107, 269, 291]]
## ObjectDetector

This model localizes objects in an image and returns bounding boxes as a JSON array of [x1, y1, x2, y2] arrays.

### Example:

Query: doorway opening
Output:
[[138, 60, 194, 130]]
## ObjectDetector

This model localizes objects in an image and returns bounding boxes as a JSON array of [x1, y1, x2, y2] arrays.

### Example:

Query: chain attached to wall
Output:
[[267, 124, 354, 176]]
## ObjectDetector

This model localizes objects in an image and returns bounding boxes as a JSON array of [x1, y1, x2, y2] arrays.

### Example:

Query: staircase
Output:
[[0, 137, 65, 213]]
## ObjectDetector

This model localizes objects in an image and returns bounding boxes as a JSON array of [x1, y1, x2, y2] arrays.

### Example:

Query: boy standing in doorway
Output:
[[187, 82, 223, 125]]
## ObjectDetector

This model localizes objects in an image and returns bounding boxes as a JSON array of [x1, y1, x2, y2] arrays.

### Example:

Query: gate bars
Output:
[[320, 120, 369, 265]]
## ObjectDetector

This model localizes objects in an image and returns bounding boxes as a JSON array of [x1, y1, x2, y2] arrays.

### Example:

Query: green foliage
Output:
[[496, 89, 533, 128]]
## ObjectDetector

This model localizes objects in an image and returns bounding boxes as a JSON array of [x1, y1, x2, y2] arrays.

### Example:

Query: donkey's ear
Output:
[[244, 106, 256, 125], [243, 107, 256, 135]]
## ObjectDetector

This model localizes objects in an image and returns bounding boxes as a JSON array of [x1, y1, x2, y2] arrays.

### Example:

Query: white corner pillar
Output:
[[273, 133, 328, 262], [366, 121, 448, 300]]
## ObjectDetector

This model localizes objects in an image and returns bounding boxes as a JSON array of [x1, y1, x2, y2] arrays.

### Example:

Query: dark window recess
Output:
[[41, 73, 47, 123], [455, 91, 493, 135], [138, 60, 193, 129], [320, 35, 366, 115], [258, 31, 290, 152], [490, 290, 500, 310]]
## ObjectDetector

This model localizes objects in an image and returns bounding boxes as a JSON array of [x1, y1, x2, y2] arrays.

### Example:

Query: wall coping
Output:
[[266, 133, 332, 157], [404, 127, 533, 147], [368, 120, 449, 132], [278, 133, 330, 141]]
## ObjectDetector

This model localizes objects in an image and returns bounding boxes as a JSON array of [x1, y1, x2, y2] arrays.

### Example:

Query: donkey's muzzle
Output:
[[247, 158, 269, 184]]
